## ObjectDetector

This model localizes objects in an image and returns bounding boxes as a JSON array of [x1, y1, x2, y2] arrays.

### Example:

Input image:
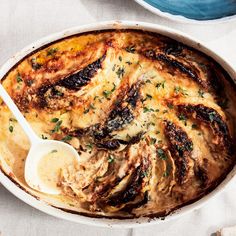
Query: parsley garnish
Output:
[[178, 114, 187, 126], [86, 143, 93, 150], [103, 83, 116, 99], [16, 73, 23, 83], [41, 134, 48, 140], [61, 135, 72, 142], [174, 86, 188, 96], [150, 138, 157, 145], [157, 149, 167, 160], [47, 47, 58, 56], [51, 120, 62, 133], [51, 117, 59, 123], [198, 89, 204, 98], [167, 103, 174, 109], [143, 107, 154, 113], [156, 81, 166, 89], [116, 66, 125, 79], [108, 155, 114, 163], [9, 125, 14, 133], [31, 58, 42, 70], [209, 111, 216, 122], [125, 45, 135, 53]]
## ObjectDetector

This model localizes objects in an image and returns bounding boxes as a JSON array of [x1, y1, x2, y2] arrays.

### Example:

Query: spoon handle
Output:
[[0, 84, 39, 144]]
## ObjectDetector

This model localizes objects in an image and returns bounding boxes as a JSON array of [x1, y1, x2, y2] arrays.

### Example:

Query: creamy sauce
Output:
[[37, 149, 77, 191]]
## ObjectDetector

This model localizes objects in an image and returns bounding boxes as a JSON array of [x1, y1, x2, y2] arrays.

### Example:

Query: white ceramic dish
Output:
[[0, 20, 236, 228], [134, 0, 236, 24]]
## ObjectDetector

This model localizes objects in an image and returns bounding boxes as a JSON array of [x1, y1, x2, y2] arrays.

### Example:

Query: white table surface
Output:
[[0, 1, 236, 235]]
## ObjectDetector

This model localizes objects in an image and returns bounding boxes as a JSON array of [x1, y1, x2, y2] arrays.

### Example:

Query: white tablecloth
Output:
[[0, 1, 236, 235]]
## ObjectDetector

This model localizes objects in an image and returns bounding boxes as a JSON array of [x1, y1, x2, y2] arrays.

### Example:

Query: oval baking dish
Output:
[[0, 21, 236, 228]]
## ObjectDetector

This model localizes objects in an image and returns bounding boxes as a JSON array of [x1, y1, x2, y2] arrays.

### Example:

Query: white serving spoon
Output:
[[0, 84, 80, 195]]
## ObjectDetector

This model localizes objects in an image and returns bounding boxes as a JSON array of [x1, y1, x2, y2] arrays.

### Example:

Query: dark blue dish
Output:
[[144, 0, 236, 20]]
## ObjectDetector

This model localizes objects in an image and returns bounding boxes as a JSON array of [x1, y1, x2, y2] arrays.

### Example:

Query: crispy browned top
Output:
[[0, 29, 235, 218]]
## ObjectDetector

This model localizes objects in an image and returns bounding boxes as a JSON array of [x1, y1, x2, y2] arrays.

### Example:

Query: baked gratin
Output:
[[0, 29, 236, 219]]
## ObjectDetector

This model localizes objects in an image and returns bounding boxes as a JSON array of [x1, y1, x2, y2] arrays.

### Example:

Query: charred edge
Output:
[[96, 132, 144, 150], [94, 82, 141, 139], [177, 104, 233, 155], [194, 165, 208, 188], [58, 55, 105, 90], [163, 41, 184, 56], [122, 191, 149, 213], [106, 166, 144, 208], [207, 65, 229, 109], [143, 50, 205, 88], [96, 139, 120, 150], [36, 55, 105, 108], [164, 120, 193, 184], [60, 127, 88, 137]]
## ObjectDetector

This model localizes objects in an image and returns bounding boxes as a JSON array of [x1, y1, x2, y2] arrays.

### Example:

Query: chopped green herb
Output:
[[209, 112, 216, 122], [51, 149, 58, 153], [178, 114, 187, 126], [9, 118, 17, 122], [86, 143, 93, 150], [157, 148, 167, 160], [108, 155, 114, 163], [16, 73, 23, 83], [61, 135, 72, 142], [156, 81, 165, 89], [41, 134, 48, 140], [174, 86, 188, 96], [118, 56, 122, 62], [141, 171, 148, 178], [125, 45, 135, 53], [51, 117, 59, 123], [192, 123, 198, 129], [54, 89, 63, 96], [147, 122, 155, 128], [112, 64, 116, 71], [47, 47, 58, 56], [9, 125, 14, 133], [145, 79, 151, 84], [143, 107, 154, 113], [125, 61, 132, 65], [94, 95, 99, 101], [163, 110, 168, 114], [51, 120, 62, 133], [116, 66, 125, 79], [163, 171, 169, 177], [150, 138, 157, 145], [146, 94, 152, 100], [167, 103, 174, 109], [31, 58, 42, 70], [83, 108, 90, 114], [103, 83, 116, 99], [198, 89, 205, 98], [103, 90, 112, 99], [111, 83, 116, 92]]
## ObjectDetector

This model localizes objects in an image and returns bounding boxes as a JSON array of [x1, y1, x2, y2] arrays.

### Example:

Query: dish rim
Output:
[[134, 0, 236, 24], [0, 20, 236, 228]]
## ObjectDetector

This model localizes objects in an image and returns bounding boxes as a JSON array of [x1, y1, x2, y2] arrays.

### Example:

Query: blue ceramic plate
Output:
[[135, 0, 236, 22]]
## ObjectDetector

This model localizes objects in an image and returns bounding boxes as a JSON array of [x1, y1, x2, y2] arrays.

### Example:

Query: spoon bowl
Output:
[[25, 140, 80, 195]]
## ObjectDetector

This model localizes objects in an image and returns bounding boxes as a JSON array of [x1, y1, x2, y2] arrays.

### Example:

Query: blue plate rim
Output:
[[134, 0, 236, 24]]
